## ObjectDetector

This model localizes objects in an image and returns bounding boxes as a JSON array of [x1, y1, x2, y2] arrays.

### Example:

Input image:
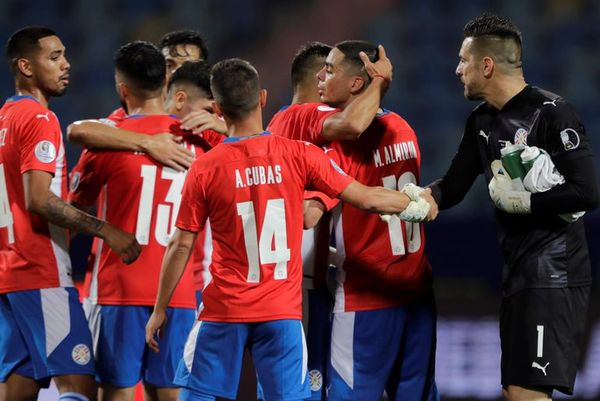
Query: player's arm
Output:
[[23, 170, 140, 263], [303, 198, 327, 229], [146, 228, 197, 352], [321, 45, 392, 141], [339, 181, 438, 221], [67, 119, 193, 171], [531, 149, 599, 214], [428, 120, 483, 209]]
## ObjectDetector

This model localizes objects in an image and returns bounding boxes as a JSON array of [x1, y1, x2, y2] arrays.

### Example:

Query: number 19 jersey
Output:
[[176, 133, 354, 322], [68, 115, 207, 308], [329, 111, 432, 312]]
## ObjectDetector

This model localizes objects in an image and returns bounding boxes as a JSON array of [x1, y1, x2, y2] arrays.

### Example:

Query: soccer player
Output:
[[69, 42, 201, 401], [145, 58, 437, 401], [301, 40, 439, 401], [264, 41, 334, 401], [429, 14, 599, 401], [67, 29, 221, 172], [0, 26, 140, 401]]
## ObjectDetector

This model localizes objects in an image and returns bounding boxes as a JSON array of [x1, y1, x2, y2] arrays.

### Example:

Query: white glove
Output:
[[489, 160, 531, 214], [522, 149, 585, 223], [379, 183, 430, 223]]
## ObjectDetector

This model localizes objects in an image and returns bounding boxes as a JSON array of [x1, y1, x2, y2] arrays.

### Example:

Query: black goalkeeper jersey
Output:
[[431, 85, 599, 296]]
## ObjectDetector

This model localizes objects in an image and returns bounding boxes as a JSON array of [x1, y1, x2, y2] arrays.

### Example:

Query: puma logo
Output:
[[479, 130, 489, 144], [36, 112, 50, 121], [543, 99, 558, 107], [532, 361, 550, 376]]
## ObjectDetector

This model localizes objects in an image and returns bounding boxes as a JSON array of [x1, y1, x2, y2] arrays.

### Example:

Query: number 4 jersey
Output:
[[0, 96, 70, 293], [326, 110, 433, 313], [68, 114, 210, 308], [176, 133, 354, 322]]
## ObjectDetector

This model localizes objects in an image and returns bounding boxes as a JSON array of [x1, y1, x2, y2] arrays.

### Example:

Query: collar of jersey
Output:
[[125, 113, 178, 119], [224, 131, 270, 143], [6, 95, 39, 104]]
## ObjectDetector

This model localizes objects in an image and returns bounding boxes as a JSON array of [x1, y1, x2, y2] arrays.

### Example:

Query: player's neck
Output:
[[485, 76, 527, 110], [292, 87, 321, 105], [125, 97, 165, 116], [225, 109, 265, 138], [14, 86, 50, 108]]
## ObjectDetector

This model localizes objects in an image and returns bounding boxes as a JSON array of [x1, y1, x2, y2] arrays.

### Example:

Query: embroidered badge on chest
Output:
[[514, 128, 529, 145]]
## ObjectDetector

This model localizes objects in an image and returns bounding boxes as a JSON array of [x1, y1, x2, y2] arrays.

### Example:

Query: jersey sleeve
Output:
[[19, 111, 62, 175], [68, 150, 106, 207], [268, 103, 340, 145], [303, 142, 353, 198], [543, 102, 593, 160], [176, 162, 208, 232]]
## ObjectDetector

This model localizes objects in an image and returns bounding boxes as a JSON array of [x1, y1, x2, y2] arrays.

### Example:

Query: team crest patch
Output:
[[309, 369, 323, 392], [317, 105, 336, 112], [70, 172, 81, 192], [514, 128, 529, 145], [71, 343, 91, 365], [559, 128, 580, 151], [34, 140, 57, 163]]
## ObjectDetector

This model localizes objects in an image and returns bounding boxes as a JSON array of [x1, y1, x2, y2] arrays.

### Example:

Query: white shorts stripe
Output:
[[41, 287, 71, 357], [184, 320, 202, 372], [301, 322, 308, 384], [331, 311, 355, 389]]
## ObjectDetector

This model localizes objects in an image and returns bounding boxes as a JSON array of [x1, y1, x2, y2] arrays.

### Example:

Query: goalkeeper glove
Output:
[[488, 160, 531, 214]]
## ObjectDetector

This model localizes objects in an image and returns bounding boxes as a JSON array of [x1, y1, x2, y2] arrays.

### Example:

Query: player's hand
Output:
[[143, 133, 194, 172], [359, 44, 393, 86], [100, 223, 141, 264], [488, 160, 531, 214], [145, 308, 167, 353], [181, 110, 228, 135], [418, 188, 438, 221]]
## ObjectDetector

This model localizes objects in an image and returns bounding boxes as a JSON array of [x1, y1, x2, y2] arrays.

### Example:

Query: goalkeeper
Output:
[[428, 13, 599, 401]]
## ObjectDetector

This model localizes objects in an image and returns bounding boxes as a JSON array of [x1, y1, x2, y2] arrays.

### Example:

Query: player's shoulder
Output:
[[7, 96, 57, 122], [530, 86, 579, 124]]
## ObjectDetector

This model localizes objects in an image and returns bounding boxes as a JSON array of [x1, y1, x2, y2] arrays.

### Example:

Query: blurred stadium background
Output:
[[0, 0, 598, 400]]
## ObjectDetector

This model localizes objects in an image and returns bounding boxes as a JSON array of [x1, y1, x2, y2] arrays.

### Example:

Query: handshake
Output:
[[381, 183, 438, 223]]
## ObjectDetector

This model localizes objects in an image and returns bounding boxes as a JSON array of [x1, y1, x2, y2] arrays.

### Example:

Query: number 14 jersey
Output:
[[176, 133, 353, 322], [68, 115, 208, 308]]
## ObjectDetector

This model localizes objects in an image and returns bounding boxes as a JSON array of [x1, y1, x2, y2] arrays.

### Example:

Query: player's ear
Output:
[[16, 58, 33, 78], [212, 101, 223, 118], [350, 76, 366, 94], [116, 82, 128, 101], [174, 90, 187, 111], [259, 89, 267, 108], [482, 56, 494, 78]]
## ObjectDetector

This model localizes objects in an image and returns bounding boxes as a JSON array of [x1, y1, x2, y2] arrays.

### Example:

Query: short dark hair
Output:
[[114, 41, 165, 95], [334, 40, 378, 79], [167, 60, 212, 99], [291, 41, 331, 87], [210, 58, 260, 121], [159, 30, 208, 61], [463, 13, 522, 67], [6, 26, 57, 74]]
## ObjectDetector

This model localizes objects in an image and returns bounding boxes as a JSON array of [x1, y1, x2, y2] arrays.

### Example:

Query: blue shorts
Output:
[[175, 319, 310, 401], [328, 295, 439, 401], [195, 290, 202, 308], [258, 288, 332, 401], [86, 304, 195, 387], [0, 287, 95, 385]]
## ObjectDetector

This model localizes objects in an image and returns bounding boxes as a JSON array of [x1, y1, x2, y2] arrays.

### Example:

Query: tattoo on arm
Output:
[[44, 193, 105, 236]]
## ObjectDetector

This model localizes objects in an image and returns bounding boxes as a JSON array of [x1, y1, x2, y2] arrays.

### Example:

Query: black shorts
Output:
[[500, 286, 590, 395]]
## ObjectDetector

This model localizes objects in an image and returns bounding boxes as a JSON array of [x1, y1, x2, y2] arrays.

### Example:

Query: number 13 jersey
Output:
[[68, 114, 209, 308]]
